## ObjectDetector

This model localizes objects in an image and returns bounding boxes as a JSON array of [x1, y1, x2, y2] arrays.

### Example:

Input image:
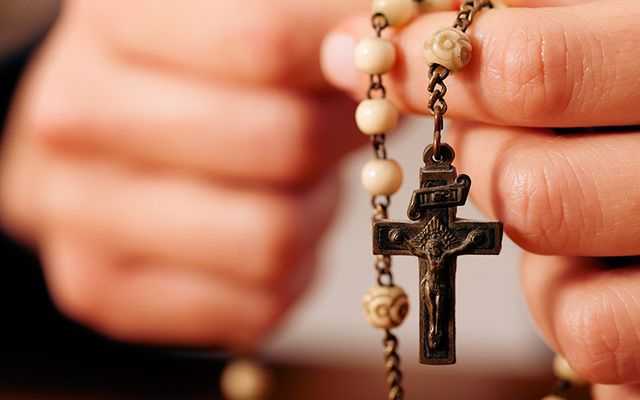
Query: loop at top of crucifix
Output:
[[408, 144, 471, 221]]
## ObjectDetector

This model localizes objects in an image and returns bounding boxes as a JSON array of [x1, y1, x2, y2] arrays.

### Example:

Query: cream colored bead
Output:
[[355, 36, 396, 75], [541, 396, 565, 400], [418, 0, 453, 12], [553, 355, 588, 386], [221, 359, 272, 400], [492, 1, 509, 9], [372, 0, 417, 27], [423, 27, 472, 71], [355, 99, 399, 135], [363, 285, 409, 329], [361, 159, 403, 196]]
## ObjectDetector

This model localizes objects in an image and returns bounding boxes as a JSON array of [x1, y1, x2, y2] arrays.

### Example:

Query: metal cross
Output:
[[373, 144, 503, 365]]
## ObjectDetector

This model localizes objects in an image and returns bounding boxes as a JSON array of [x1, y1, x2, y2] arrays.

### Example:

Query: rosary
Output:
[[355, 1, 590, 399]]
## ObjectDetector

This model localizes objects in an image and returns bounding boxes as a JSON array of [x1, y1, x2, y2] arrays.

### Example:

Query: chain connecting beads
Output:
[[356, 1, 425, 399], [424, 0, 492, 161]]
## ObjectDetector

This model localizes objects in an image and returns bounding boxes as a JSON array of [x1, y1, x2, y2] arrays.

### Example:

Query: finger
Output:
[[322, 0, 640, 127], [62, 0, 371, 88], [22, 37, 363, 185], [42, 233, 312, 347], [444, 122, 640, 256], [424, 0, 596, 11], [593, 384, 640, 400], [37, 154, 339, 290], [505, 0, 599, 6], [419, 0, 581, 12], [521, 252, 640, 384]]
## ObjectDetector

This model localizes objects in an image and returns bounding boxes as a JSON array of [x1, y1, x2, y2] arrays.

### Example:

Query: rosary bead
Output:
[[355, 36, 396, 75], [423, 27, 472, 72], [221, 359, 272, 400], [361, 159, 403, 196], [553, 355, 588, 386], [363, 285, 410, 329], [372, 0, 417, 27], [356, 99, 399, 136]]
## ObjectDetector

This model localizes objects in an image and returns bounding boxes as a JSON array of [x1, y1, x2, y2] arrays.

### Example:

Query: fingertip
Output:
[[592, 383, 640, 400], [320, 30, 359, 92], [321, 14, 376, 94], [520, 253, 640, 384]]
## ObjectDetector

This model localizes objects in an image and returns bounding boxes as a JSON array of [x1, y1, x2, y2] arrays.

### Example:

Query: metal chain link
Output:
[[427, 0, 492, 161], [383, 331, 404, 400], [372, 191, 401, 398], [374, 255, 394, 287], [368, 74, 387, 99], [454, 0, 493, 32], [371, 134, 388, 160], [550, 379, 573, 399], [368, 12, 393, 229], [365, 12, 405, 400]]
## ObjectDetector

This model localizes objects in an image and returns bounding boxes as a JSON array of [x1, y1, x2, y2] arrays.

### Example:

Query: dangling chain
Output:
[[370, 13, 403, 400], [426, 0, 492, 161], [357, 5, 410, 399], [355, 1, 588, 399]]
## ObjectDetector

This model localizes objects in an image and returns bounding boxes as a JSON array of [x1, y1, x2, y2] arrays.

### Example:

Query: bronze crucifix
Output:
[[373, 144, 503, 365]]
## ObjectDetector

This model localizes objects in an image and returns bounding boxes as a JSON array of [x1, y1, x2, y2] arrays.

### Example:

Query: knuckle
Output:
[[47, 262, 104, 330], [259, 96, 322, 183], [485, 16, 572, 123], [41, 170, 84, 226], [234, 8, 298, 83], [279, 105, 322, 180], [251, 198, 301, 287], [0, 151, 36, 237], [559, 286, 640, 384], [19, 73, 85, 148], [248, 296, 289, 339]]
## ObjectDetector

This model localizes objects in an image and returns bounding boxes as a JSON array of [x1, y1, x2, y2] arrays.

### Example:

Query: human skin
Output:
[[321, 0, 640, 398], [0, 0, 371, 348]]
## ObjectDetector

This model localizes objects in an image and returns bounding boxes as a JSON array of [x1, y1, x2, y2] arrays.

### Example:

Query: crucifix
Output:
[[373, 144, 503, 365]]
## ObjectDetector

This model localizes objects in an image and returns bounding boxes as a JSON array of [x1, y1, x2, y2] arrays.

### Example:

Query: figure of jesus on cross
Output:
[[408, 218, 483, 350], [373, 144, 503, 365]]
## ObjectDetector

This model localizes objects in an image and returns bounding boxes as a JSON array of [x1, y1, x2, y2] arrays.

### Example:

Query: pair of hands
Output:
[[1, 1, 640, 398]]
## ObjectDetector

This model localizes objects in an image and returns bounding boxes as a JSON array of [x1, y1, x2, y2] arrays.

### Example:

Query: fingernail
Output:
[[320, 32, 358, 91]]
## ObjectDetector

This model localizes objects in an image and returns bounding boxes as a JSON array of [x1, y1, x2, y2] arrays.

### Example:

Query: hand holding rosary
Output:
[[353, 1, 589, 398]]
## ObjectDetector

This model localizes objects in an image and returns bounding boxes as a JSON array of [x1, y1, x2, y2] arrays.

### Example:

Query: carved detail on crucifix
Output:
[[409, 216, 482, 349], [373, 144, 503, 365]]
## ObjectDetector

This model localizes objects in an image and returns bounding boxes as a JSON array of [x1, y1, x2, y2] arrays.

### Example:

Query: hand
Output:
[[0, 0, 369, 348], [322, 0, 640, 397]]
